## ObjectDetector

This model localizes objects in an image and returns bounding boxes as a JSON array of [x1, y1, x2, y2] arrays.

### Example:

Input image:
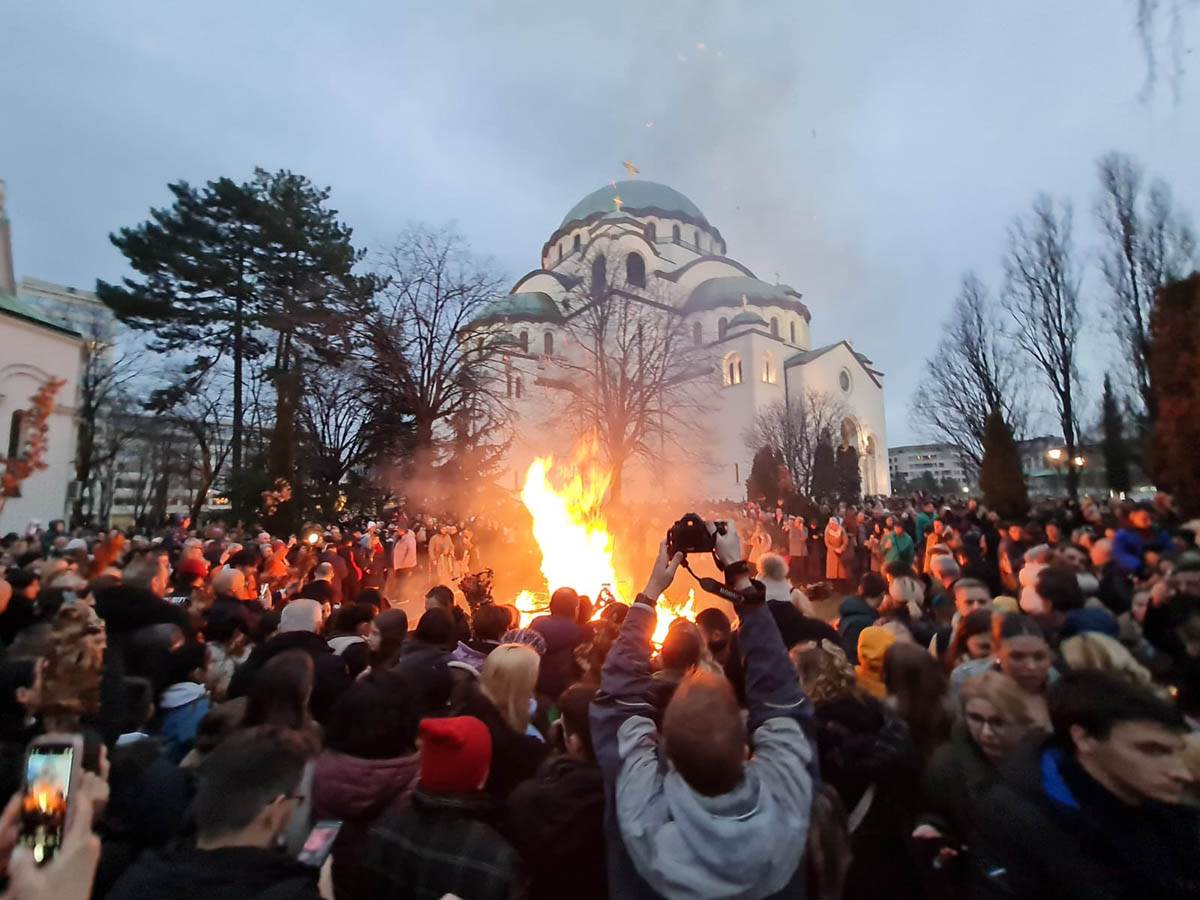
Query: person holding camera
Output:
[[591, 517, 817, 899]]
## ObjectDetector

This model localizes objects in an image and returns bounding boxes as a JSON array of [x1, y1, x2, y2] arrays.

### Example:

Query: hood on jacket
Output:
[[839, 595, 879, 621], [159, 681, 207, 710], [312, 749, 420, 822]]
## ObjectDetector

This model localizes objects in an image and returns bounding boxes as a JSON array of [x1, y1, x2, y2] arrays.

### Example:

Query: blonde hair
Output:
[[1060, 632, 1151, 686], [481, 643, 541, 734], [960, 671, 1036, 726]]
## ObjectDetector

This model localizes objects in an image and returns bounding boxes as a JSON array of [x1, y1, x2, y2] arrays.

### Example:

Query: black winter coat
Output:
[[107, 845, 320, 900], [227, 630, 351, 724], [973, 737, 1200, 900], [507, 756, 607, 900]]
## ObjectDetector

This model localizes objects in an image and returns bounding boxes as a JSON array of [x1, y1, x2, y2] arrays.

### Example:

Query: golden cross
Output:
[[622, 160, 640, 179], [613, 195, 624, 212]]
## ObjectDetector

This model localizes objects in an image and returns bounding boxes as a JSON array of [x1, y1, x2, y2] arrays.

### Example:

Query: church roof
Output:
[[561, 180, 710, 228], [728, 309, 767, 328], [683, 276, 810, 321], [0, 292, 83, 339], [785, 340, 883, 387], [467, 291, 564, 329]]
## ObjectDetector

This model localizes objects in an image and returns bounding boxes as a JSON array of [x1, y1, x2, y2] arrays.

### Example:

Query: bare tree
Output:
[[1131, 0, 1198, 99], [1095, 151, 1196, 425], [366, 225, 511, 476], [910, 273, 1025, 470], [173, 385, 235, 524], [748, 389, 849, 497], [73, 335, 141, 526], [535, 250, 712, 501], [1003, 195, 1085, 499]]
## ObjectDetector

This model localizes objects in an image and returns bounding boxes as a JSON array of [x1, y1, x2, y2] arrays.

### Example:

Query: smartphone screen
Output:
[[297, 820, 342, 867], [259, 582, 272, 608], [20, 744, 75, 865]]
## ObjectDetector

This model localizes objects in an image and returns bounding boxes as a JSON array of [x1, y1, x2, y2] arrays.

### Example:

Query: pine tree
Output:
[[746, 445, 784, 505], [1101, 375, 1132, 494], [811, 436, 837, 504], [835, 443, 862, 505], [979, 410, 1029, 520], [1149, 274, 1200, 514]]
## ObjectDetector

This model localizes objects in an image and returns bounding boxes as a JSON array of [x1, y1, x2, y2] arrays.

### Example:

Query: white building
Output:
[[888, 442, 973, 488], [467, 179, 888, 500]]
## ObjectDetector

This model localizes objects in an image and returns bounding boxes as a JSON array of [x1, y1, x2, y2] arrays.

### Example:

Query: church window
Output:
[[693, 229, 701, 248], [718, 317, 728, 340], [625, 253, 646, 288], [692, 321, 702, 346], [672, 224, 681, 242], [515, 376, 524, 399], [7, 411, 24, 459], [770, 317, 779, 338], [789, 320, 797, 344], [761, 352, 777, 384], [573, 234, 581, 253], [723, 352, 743, 386], [519, 330, 529, 354], [557, 243, 563, 262], [645, 222, 656, 243], [591, 255, 607, 297], [839, 369, 852, 393], [544, 331, 554, 356]]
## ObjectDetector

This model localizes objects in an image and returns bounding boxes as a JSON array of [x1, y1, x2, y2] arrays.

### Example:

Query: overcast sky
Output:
[[3, 1, 1197, 444]]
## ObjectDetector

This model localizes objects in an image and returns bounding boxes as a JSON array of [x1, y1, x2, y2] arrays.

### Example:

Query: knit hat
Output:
[[418, 716, 491, 793], [279, 598, 323, 634]]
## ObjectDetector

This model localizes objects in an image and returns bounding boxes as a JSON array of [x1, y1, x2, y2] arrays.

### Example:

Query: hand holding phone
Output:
[[19, 735, 83, 866], [297, 820, 341, 867]]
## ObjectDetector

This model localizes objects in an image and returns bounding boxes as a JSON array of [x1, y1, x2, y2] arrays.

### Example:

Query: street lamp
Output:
[[1072, 455, 1086, 468], [1046, 448, 1065, 462]]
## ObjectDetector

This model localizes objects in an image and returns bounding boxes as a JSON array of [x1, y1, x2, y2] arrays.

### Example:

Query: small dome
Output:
[[729, 309, 767, 328], [684, 275, 810, 322], [467, 291, 564, 329], [561, 180, 710, 228]]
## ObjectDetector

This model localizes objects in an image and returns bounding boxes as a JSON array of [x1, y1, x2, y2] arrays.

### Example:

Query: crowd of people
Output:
[[0, 489, 1197, 899]]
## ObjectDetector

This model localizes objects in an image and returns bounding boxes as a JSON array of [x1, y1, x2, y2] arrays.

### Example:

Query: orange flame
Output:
[[517, 440, 695, 643]]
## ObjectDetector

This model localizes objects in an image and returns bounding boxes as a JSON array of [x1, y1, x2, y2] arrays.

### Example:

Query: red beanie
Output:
[[176, 558, 209, 580], [418, 716, 492, 794]]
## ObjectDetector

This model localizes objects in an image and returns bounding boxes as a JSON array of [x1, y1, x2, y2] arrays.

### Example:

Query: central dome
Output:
[[560, 180, 710, 228]]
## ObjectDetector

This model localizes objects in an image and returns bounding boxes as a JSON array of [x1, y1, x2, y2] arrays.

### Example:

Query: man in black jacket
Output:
[[973, 670, 1198, 900], [838, 572, 885, 664], [108, 726, 320, 900]]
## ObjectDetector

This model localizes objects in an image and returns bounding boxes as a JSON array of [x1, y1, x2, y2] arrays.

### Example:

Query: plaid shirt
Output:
[[366, 789, 521, 900]]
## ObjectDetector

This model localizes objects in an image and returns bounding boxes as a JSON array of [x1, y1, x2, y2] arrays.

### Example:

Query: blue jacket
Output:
[[1111, 527, 1170, 576], [156, 683, 210, 764], [591, 598, 816, 899]]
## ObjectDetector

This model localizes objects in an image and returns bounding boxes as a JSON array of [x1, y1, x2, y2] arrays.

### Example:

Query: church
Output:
[[467, 179, 889, 501]]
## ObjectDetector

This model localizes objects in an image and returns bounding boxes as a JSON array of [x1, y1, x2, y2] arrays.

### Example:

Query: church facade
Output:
[[467, 180, 889, 501]]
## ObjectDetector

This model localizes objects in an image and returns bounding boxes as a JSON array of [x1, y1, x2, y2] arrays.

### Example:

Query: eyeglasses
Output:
[[965, 712, 1013, 734]]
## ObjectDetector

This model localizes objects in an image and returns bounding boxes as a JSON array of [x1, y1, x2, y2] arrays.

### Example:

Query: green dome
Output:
[[684, 276, 810, 321], [468, 291, 564, 329], [561, 180, 709, 227], [729, 309, 767, 328]]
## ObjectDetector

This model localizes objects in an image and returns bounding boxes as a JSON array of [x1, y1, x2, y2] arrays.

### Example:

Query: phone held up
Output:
[[297, 819, 342, 868], [19, 734, 84, 866]]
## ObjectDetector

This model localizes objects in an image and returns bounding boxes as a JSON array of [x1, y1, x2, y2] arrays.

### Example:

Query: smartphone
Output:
[[297, 819, 342, 867], [19, 735, 83, 866], [258, 582, 272, 608]]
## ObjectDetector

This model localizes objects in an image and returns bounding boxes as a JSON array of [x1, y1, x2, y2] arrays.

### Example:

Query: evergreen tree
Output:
[[98, 177, 269, 497], [811, 436, 837, 504], [1100, 375, 1132, 494], [1149, 274, 1200, 514], [835, 443, 862, 505], [746, 445, 784, 505], [979, 410, 1029, 520]]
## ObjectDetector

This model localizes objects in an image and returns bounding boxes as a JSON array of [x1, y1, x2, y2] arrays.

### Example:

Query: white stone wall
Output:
[[0, 315, 82, 533]]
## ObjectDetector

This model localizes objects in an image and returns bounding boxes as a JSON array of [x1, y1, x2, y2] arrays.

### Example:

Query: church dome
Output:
[[467, 291, 563, 329], [729, 309, 767, 328], [683, 275, 811, 322], [560, 180, 710, 228]]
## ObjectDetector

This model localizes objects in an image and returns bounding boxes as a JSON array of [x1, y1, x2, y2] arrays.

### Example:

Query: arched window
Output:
[[692, 321, 702, 346], [672, 224, 681, 242], [544, 331, 554, 356], [515, 376, 524, 399], [770, 317, 779, 338], [789, 320, 797, 344], [723, 352, 743, 386], [625, 253, 646, 288], [573, 234, 581, 253], [718, 317, 728, 340], [591, 255, 607, 297], [519, 330, 529, 354], [645, 222, 657, 243], [693, 229, 701, 247], [7, 411, 24, 459], [761, 352, 777, 384], [557, 243, 563, 262]]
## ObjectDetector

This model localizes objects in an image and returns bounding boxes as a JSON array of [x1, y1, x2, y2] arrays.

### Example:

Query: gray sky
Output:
[[3, 0, 1197, 444]]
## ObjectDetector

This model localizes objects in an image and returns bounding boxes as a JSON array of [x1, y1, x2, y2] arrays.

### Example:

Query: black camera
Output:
[[666, 513, 716, 557]]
